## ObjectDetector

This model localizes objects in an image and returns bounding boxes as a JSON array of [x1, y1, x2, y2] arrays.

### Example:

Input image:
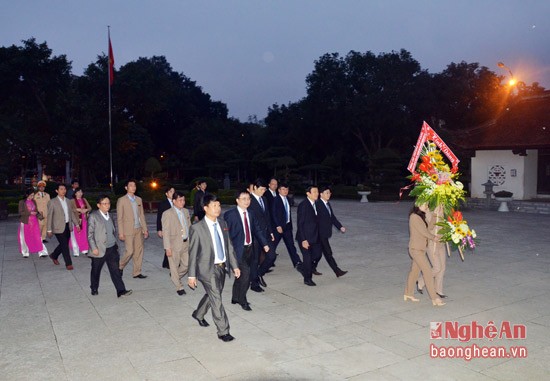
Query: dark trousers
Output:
[[250, 241, 276, 288], [232, 245, 252, 304], [90, 245, 126, 293], [273, 225, 301, 267], [318, 237, 340, 274], [51, 223, 71, 266], [299, 242, 322, 281], [162, 251, 169, 268]]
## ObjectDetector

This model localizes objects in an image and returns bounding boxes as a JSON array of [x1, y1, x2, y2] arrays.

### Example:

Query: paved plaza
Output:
[[1, 199, 549, 380]]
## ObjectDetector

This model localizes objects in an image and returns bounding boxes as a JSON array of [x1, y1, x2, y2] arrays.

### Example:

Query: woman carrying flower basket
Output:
[[417, 204, 447, 298], [404, 204, 446, 307]]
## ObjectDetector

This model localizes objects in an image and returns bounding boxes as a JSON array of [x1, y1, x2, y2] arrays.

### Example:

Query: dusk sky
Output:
[[2, 1, 549, 121]]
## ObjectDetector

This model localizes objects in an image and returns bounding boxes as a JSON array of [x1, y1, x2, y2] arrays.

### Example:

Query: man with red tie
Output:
[[224, 190, 269, 310]]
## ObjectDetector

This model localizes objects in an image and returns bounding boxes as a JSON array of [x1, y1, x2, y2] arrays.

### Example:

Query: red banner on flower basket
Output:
[[407, 121, 460, 174]]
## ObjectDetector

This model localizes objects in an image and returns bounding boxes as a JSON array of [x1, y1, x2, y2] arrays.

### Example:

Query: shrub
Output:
[[494, 190, 513, 198]]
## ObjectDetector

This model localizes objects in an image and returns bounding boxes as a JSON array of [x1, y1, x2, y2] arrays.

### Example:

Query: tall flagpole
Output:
[[108, 26, 114, 193]]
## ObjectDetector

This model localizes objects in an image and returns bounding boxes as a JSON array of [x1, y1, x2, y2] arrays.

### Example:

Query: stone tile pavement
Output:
[[0, 199, 549, 380]]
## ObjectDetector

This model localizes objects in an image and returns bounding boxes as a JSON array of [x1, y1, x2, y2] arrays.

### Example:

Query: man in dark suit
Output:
[[272, 183, 302, 272], [264, 177, 278, 212], [188, 194, 240, 342], [157, 186, 175, 269], [296, 185, 322, 286], [192, 179, 207, 222], [315, 185, 348, 277], [224, 190, 269, 310], [247, 179, 276, 292]]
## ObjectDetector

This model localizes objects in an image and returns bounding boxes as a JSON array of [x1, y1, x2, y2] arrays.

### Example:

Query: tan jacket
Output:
[[408, 213, 436, 251], [116, 194, 147, 236], [69, 198, 92, 227], [162, 207, 191, 252], [34, 191, 50, 215], [47, 196, 79, 233]]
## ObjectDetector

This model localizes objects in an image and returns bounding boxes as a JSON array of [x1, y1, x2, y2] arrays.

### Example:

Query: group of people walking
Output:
[[152, 178, 349, 342], [18, 177, 350, 343]]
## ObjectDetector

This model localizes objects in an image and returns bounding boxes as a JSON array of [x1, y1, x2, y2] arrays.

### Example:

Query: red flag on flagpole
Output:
[[108, 36, 115, 86]]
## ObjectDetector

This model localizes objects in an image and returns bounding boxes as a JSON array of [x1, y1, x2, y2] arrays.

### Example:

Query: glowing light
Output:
[[508, 78, 517, 86], [151, 181, 158, 189]]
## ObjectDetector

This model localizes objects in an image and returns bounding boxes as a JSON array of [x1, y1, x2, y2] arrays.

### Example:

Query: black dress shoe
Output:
[[265, 269, 273, 273], [250, 285, 264, 293], [177, 289, 186, 295], [218, 334, 234, 342], [416, 281, 423, 295], [42, 240, 48, 243], [133, 274, 147, 279], [437, 293, 447, 298], [304, 279, 317, 286], [241, 303, 252, 311], [231, 299, 238, 304], [117, 290, 133, 298], [336, 269, 348, 277], [192, 311, 209, 327], [91, 290, 98, 295], [312, 270, 323, 276], [259, 276, 267, 287]]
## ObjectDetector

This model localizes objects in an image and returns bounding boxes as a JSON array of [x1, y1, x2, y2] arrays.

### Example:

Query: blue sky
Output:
[[2, 1, 549, 121]]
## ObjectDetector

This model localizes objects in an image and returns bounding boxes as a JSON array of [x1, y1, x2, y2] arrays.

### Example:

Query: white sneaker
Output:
[[22, 253, 29, 258], [73, 253, 80, 257], [39, 253, 48, 257]]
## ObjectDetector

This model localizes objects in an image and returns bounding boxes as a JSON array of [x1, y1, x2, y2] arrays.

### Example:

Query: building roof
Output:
[[453, 91, 550, 150]]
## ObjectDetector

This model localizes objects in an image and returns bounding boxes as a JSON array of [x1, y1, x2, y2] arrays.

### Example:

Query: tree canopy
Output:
[[1, 39, 543, 190]]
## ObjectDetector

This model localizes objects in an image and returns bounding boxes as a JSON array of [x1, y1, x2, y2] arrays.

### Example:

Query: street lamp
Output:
[[497, 62, 516, 86]]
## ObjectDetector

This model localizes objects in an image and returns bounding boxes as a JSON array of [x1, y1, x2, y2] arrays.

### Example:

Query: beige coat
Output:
[[116, 194, 147, 236], [34, 191, 50, 216], [162, 207, 191, 252], [47, 196, 79, 233], [408, 213, 436, 251]]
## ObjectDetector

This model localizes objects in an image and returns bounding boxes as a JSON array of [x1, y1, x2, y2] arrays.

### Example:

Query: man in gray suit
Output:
[[87, 195, 132, 297], [188, 194, 240, 342]]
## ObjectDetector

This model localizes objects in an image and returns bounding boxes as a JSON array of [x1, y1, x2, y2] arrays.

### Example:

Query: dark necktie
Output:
[[259, 197, 265, 211], [243, 212, 251, 245], [326, 202, 331, 216]]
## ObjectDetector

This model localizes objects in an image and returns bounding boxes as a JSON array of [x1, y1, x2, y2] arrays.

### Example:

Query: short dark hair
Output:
[[125, 179, 136, 187], [235, 189, 250, 200], [24, 188, 35, 198], [172, 190, 185, 201], [305, 185, 318, 193], [251, 178, 266, 188], [202, 193, 218, 208], [71, 179, 79, 185], [268, 177, 278, 183], [56, 183, 66, 191], [73, 187, 82, 195], [278, 182, 289, 189], [319, 185, 331, 193], [164, 185, 174, 194], [97, 194, 110, 204], [197, 179, 207, 185]]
